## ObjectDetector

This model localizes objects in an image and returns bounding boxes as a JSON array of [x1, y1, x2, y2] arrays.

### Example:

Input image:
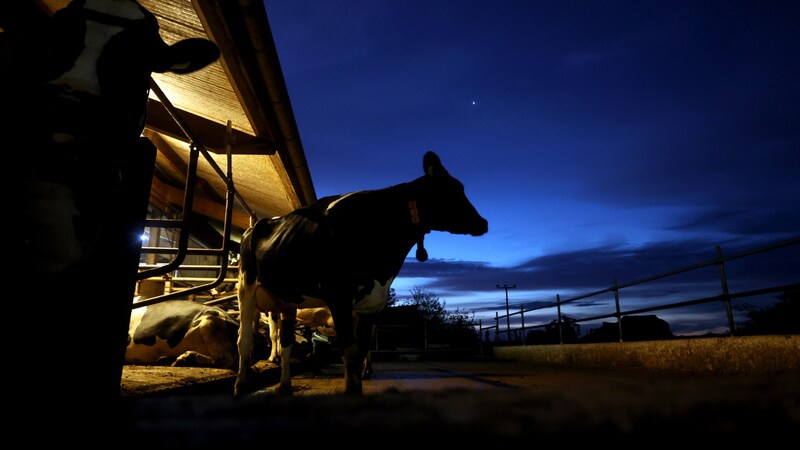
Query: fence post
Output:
[[556, 294, 563, 344], [423, 319, 428, 350], [520, 305, 526, 346], [494, 312, 500, 342], [613, 277, 623, 343], [715, 245, 736, 336], [478, 319, 483, 356]]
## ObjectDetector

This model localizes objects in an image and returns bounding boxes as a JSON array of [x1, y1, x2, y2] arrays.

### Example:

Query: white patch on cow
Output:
[[48, 0, 147, 95], [354, 277, 394, 314], [53, 21, 124, 95], [128, 305, 145, 338], [325, 192, 357, 212]]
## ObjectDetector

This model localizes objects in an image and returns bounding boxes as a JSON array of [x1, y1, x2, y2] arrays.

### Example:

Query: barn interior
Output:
[[12, 0, 318, 307]]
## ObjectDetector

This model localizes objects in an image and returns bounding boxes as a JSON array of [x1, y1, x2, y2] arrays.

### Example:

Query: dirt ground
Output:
[[115, 358, 800, 446]]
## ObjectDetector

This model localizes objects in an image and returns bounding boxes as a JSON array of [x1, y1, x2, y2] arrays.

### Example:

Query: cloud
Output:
[[671, 206, 800, 238], [398, 236, 798, 307]]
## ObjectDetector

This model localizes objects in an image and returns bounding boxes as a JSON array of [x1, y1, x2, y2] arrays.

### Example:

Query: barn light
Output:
[[140, 233, 148, 242]]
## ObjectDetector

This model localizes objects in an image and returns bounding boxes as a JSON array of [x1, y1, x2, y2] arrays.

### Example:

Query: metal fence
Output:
[[479, 236, 800, 345]]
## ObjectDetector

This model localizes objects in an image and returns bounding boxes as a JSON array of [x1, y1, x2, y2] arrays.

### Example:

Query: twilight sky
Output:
[[264, 1, 800, 336]]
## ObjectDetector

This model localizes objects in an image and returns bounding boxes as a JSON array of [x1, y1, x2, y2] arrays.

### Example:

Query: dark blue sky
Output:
[[264, 1, 800, 335]]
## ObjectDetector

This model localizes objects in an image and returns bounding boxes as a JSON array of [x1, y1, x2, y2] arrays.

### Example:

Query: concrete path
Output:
[[117, 358, 799, 446]]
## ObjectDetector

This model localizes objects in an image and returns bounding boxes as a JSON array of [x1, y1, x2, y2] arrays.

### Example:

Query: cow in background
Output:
[[126, 300, 268, 369], [236, 151, 488, 396], [3, 0, 219, 424], [266, 307, 334, 363], [267, 307, 376, 378]]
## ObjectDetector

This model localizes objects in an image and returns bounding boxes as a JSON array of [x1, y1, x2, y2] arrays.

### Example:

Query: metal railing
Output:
[[133, 79, 258, 308], [478, 236, 800, 345]]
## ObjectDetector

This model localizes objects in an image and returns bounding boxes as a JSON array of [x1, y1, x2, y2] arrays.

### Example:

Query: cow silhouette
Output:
[[235, 151, 488, 396], [4, 0, 219, 422]]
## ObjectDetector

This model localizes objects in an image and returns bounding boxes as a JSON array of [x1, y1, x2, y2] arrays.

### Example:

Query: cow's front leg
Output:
[[358, 316, 377, 380], [331, 305, 361, 394], [355, 313, 376, 380], [276, 309, 296, 395], [342, 344, 362, 395]]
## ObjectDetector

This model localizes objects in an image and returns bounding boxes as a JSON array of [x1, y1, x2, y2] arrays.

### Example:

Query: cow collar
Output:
[[408, 200, 428, 262]]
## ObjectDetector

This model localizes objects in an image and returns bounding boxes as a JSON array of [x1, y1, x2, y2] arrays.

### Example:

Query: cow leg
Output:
[[267, 310, 281, 363], [355, 314, 376, 381], [234, 272, 258, 397], [362, 323, 376, 380], [174, 351, 216, 368], [277, 309, 297, 395], [330, 304, 361, 394]]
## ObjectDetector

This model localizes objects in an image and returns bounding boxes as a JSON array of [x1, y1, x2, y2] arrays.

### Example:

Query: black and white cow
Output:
[[126, 300, 269, 370], [235, 151, 488, 396], [13, 0, 219, 275], [4, 0, 219, 410]]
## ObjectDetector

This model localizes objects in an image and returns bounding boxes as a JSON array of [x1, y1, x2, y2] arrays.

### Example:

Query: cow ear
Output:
[[423, 151, 447, 177], [158, 38, 220, 74]]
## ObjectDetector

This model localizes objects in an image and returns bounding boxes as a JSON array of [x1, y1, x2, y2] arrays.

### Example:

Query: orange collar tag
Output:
[[409, 201, 420, 224]]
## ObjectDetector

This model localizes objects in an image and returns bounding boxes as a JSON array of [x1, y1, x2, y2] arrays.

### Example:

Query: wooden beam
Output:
[[150, 177, 250, 230], [145, 100, 276, 155]]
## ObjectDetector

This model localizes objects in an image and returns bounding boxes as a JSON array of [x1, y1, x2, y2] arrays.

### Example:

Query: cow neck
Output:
[[400, 179, 430, 262]]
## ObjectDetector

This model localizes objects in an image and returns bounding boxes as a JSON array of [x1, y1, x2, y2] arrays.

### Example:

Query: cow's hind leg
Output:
[[234, 272, 258, 397], [276, 309, 297, 395], [267, 310, 281, 363]]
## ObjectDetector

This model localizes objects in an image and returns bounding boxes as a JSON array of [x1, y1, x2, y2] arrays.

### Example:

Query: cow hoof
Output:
[[233, 384, 245, 398], [234, 379, 255, 398], [344, 384, 363, 396], [275, 383, 294, 396]]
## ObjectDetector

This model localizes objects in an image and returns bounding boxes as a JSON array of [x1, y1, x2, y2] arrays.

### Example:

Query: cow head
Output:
[[16, 0, 220, 273], [416, 151, 489, 238], [40, 0, 220, 146]]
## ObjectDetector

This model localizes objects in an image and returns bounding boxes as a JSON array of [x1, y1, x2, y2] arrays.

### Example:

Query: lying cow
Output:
[[235, 151, 488, 396], [126, 300, 267, 370]]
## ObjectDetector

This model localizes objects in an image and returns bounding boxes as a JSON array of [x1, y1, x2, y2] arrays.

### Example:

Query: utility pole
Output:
[[496, 284, 516, 339]]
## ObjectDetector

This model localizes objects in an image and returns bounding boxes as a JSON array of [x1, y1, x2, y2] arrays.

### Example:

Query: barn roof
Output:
[[33, 0, 317, 231]]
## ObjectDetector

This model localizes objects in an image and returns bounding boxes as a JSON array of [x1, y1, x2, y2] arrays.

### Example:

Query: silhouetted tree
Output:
[[549, 315, 580, 343], [395, 286, 479, 349], [526, 315, 580, 344], [444, 306, 480, 348], [737, 288, 800, 335], [401, 286, 447, 327]]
